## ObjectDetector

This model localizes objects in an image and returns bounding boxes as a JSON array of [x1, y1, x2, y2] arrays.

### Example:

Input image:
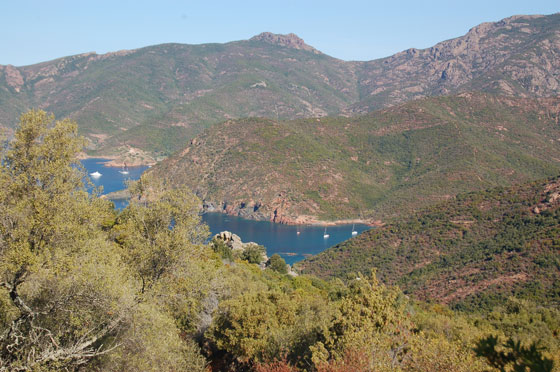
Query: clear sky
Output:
[[1, 0, 558, 66]]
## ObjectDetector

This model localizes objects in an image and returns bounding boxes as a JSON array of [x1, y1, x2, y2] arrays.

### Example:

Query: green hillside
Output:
[[2, 111, 559, 371], [298, 175, 560, 312], [152, 93, 560, 223]]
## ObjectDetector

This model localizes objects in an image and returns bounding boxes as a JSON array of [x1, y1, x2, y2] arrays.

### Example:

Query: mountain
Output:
[[297, 176, 560, 311], [0, 33, 356, 162], [1, 14, 559, 162], [349, 14, 560, 113], [150, 93, 560, 223]]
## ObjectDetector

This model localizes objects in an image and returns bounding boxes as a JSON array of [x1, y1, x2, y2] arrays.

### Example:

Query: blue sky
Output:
[[1, 0, 558, 66]]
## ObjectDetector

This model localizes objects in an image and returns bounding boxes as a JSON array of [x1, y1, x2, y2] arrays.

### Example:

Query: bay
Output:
[[81, 158, 149, 209], [202, 212, 369, 265], [81, 158, 370, 264]]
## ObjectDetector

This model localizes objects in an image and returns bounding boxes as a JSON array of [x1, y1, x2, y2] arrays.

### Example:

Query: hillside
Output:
[[0, 33, 356, 161], [1, 14, 559, 161], [350, 14, 560, 113], [151, 93, 560, 223], [298, 175, 560, 311]]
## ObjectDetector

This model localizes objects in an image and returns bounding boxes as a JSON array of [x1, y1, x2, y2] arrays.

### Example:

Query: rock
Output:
[[213, 231, 270, 266], [250, 32, 318, 53], [4, 65, 24, 92], [203, 200, 217, 212], [213, 231, 244, 251]]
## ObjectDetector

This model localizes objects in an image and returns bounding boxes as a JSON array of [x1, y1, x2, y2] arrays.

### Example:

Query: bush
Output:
[[211, 237, 234, 261], [267, 254, 288, 273], [242, 244, 266, 264]]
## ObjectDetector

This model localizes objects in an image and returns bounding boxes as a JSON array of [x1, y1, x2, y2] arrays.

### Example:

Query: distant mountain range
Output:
[[1, 13, 559, 162], [297, 175, 560, 311], [151, 93, 560, 223]]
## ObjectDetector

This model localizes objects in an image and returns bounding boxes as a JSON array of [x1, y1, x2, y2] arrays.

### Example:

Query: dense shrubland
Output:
[[0, 110, 556, 371]]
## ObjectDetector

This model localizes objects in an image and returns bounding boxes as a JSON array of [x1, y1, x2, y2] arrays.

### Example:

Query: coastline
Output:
[[101, 192, 382, 227], [203, 210, 383, 227], [76, 152, 157, 167]]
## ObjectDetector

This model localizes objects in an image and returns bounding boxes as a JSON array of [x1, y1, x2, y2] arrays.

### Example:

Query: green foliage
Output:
[[0, 110, 210, 372], [475, 335, 554, 372], [0, 110, 133, 371], [267, 254, 288, 274], [211, 236, 234, 261], [154, 94, 560, 222], [241, 243, 266, 264], [301, 176, 560, 311], [114, 173, 209, 293]]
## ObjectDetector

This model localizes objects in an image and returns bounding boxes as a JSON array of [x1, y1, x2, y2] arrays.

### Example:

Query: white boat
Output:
[[351, 224, 358, 236], [296, 231, 301, 235], [118, 163, 129, 175], [323, 227, 329, 239], [119, 164, 129, 175], [90, 171, 102, 178]]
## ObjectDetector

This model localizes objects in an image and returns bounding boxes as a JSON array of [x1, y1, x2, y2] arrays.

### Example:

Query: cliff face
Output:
[[151, 94, 560, 223], [350, 14, 560, 113], [1, 14, 559, 159]]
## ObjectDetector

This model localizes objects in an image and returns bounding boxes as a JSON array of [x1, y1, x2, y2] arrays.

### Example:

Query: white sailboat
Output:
[[351, 224, 358, 236], [119, 163, 129, 175], [323, 227, 329, 239], [90, 171, 102, 179]]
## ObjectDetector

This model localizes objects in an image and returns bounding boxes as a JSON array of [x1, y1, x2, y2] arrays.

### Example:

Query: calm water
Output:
[[202, 213, 369, 265], [81, 158, 149, 209], [81, 158, 370, 264]]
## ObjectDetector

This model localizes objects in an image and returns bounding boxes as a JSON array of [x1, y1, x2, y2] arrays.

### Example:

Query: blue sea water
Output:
[[202, 213, 369, 265], [81, 158, 149, 209], [81, 158, 370, 264]]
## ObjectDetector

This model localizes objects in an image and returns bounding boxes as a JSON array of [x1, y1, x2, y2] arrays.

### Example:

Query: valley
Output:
[[1, 9, 560, 372]]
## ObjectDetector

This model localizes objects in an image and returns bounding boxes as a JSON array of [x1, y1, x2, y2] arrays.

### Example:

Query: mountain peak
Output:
[[250, 32, 317, 52]]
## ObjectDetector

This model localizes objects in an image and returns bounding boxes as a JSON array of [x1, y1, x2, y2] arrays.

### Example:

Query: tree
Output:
[[0, 110, 211, 372], [241, 243, 266, 264], [474, 335, 554, 372], [113, 174, 209, 296], [0, 110, 132, 371], [267, 254, 288, 274]]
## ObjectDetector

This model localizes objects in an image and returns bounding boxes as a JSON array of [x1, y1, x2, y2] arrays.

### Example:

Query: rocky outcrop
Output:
[[212, 230, 269, 263], [250, 32, 318, 53], [213, 231, 245, 252], [532, 178, 560, 214], [350, 14, 560, 113], [2, 65, 24, 92]]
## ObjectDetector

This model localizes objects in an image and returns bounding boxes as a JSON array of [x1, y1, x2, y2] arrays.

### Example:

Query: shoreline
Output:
[[101, 192, 382, 227], [77, 153, 157, 167], [203, 210, 383, 227]]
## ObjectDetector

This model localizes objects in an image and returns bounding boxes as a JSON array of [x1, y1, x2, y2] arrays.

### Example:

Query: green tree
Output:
[[241, 243, 266, 264], [475, 335, 554, 372], [113, 174, 209, 295], [0, 110, 132, 370], [0, 110, 211, 372], [267, 254, 288, 274]]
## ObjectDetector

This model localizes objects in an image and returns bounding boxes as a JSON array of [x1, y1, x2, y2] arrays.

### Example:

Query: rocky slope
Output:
[[297, 176, 560, 311], [1, 14, 559, 161], [151, 93, 560, 223], [350, 14, 560, 113]]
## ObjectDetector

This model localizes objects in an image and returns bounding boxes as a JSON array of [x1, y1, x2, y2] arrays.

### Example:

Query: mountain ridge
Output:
[[150, 93, 560, 223], [1, 13, 559, 163]]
